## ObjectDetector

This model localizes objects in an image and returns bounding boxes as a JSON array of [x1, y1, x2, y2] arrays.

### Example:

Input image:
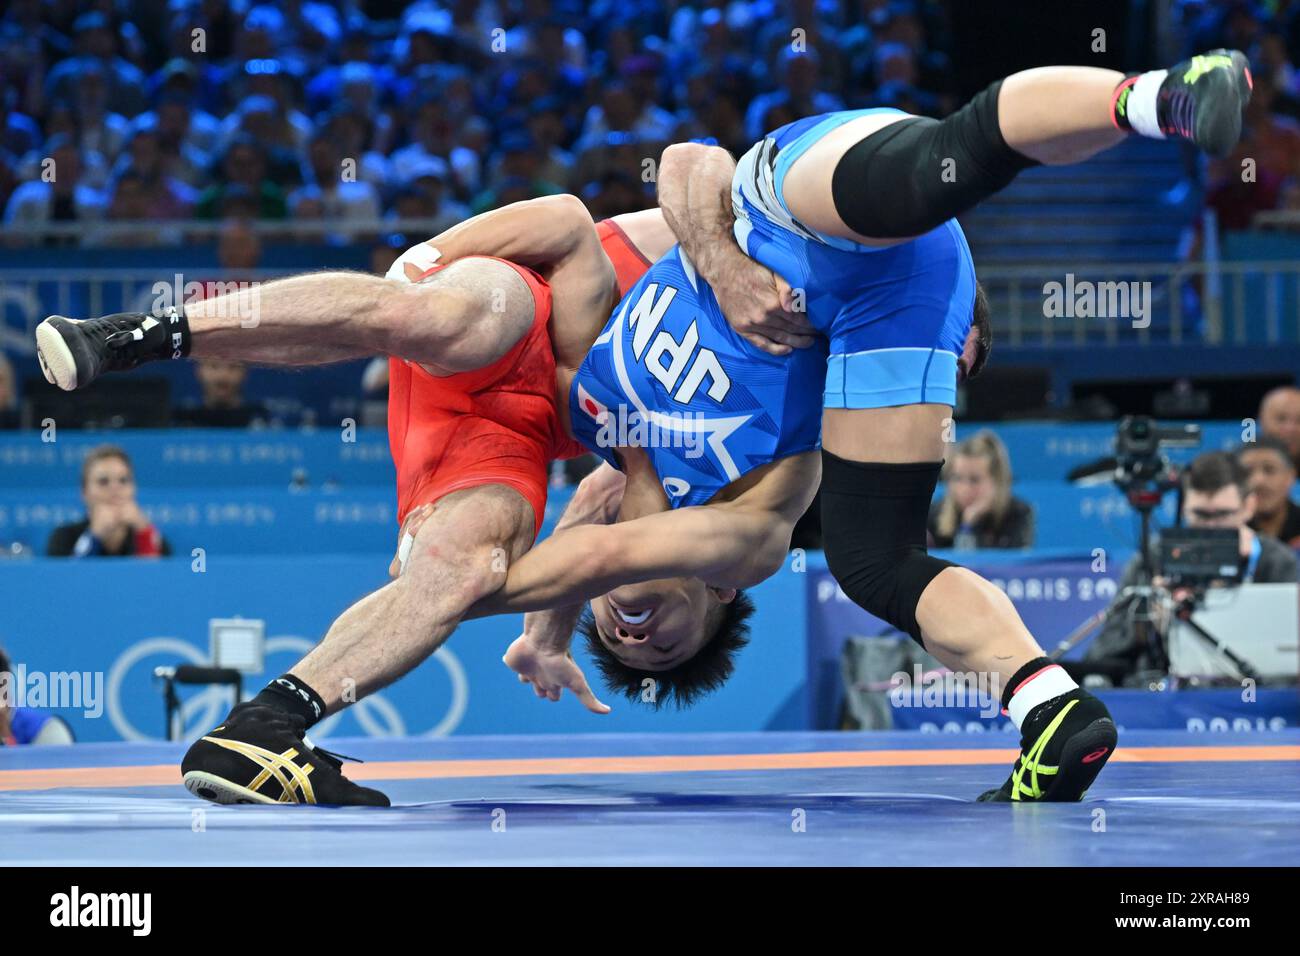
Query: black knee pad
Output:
[[830, 79, 1040, 239], [819, 450, 955, 645]]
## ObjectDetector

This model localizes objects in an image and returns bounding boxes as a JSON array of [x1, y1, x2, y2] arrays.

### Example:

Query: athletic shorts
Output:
[[731, 108, 977, 410], [387, 256, 577, 539]]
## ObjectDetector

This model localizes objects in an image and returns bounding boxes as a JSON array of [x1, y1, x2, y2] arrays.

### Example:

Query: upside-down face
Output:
[[587, 577, 736, 672]]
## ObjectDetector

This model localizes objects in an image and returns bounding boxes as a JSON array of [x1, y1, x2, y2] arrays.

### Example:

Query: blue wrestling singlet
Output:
[[568, 246, 827, 509], [732, 108, 978, 410]]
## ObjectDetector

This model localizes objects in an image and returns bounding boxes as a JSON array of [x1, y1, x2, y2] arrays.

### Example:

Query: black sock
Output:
[[154, 304, 192, 361], [252, 674, 326, 727], [107, 305, 192, 363]]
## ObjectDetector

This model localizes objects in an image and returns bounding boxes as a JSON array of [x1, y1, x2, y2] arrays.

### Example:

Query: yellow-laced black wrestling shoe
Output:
[[978, 688, 1118, 803], [1114, 49, 1252, 158], [181, 702, 390, 807]]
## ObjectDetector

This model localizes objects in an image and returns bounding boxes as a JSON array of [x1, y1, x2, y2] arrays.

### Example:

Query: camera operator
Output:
[[1085, 451, 1297, 675]]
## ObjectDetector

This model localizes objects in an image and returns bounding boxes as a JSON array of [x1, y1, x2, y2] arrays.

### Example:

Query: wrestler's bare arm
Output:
[[517, 463, 626, 654], [657, 143, 815, 355], [656, 143, 742, 276], [409, 195, 596, 272], [602, 207, 676, 263], [466, 501, 791, 619], [406, 194, 620, 371]]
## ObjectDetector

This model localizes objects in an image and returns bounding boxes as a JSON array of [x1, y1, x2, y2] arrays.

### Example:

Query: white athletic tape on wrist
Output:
[[1127, 69, 1169, 140], [1006, 663, 1078, 730], [386, 245, 443, 283], [397, 531, 415, 575]]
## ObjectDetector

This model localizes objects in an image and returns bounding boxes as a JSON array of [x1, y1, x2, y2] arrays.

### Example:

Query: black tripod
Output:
[[1050, 417, 1264, 684], [1051, 482, 1172, 681], [1166, 585, 1259, 683]]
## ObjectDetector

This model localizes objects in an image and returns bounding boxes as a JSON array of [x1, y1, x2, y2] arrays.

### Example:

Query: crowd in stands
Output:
[[0, 0, 963, 438], [0, 1, 1297, 568], [1183, 0, 1300, 232], [0, 0, 958, 245]]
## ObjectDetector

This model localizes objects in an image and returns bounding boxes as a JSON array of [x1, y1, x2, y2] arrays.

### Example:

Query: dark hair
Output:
[[961, 280, 991, 382], [1183, 451, 1249, 498], [0, 646, 9, 675], [1237, 435, 1296, 471], [579, 591, 756, 709]]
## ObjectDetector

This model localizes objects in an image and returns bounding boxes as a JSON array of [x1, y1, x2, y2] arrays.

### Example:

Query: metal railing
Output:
[[0, 217, 456, 243], [2, 255, 1299, 352], [1252, 209, 1300, 231], [971, 258, 1300, 348]]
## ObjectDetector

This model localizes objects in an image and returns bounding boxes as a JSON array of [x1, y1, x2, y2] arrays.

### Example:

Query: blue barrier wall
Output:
[[3, 421, 1250, 487], [806, 550, 1129, 730], [0, 429, 394, 488], [3, 425, 1295, 742], [1, 423, 1283, 556], [5, 550, 1289, 743], [0, 555, 809, 743]]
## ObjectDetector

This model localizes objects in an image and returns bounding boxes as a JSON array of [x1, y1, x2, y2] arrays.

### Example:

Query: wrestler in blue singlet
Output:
[[732, 108, 978, 411], [569, 245, 827, 509]]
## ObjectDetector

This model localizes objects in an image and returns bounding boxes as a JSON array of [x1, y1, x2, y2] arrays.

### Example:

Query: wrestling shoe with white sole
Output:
[[181, 702, 390, 807], [35, 306, 188, 391]]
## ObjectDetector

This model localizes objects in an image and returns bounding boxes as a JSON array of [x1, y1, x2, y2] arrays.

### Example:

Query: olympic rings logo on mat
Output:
[[106, 636, 468, 741]]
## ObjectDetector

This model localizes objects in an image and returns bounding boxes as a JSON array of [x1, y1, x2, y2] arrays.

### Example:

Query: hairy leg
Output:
[[289, 484, 535, 712], [185, 258, 535, 374], [822, 406, 1043, 687]]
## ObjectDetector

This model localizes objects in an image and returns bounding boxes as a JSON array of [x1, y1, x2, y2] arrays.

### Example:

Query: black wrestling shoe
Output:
[[978, 688, 1117, 803], [181, 702, 390, 807], [35, 306, 187, 391], [1157, 49, 1252, 157]]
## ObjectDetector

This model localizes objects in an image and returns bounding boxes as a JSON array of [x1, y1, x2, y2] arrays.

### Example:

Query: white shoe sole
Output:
[[35, 318, 80, 391], [183, 770, 281, 806]]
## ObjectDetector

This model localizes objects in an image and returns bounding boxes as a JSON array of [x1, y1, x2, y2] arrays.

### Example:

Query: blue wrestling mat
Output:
[[3, 730, 1297, 867]]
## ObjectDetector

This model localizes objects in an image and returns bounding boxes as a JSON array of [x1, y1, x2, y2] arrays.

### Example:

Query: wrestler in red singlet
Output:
[[387, 218, 652, 539]]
